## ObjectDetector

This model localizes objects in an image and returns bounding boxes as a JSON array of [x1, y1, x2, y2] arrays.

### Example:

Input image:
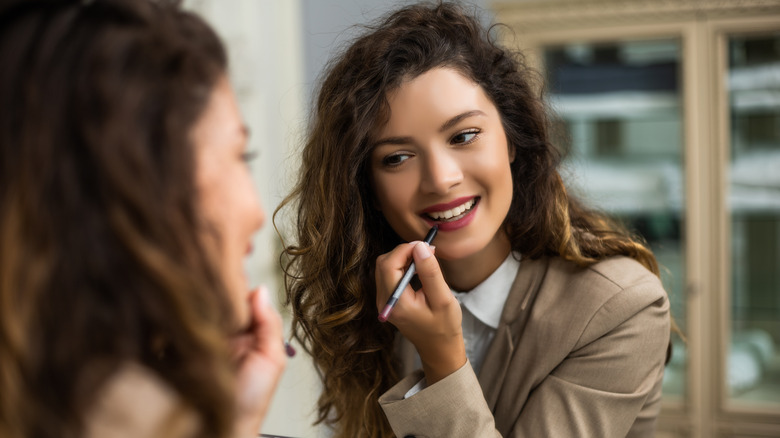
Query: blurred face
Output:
[[370, 67, 514, 278], [192, 76, 264, 325]]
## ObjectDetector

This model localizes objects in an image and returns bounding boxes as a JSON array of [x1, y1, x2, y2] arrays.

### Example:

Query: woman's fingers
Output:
[[410, 241, 451, 310], [250, 286, 286, 364], [375, 239, 452, 324], [232, 286, 287, 436], [374, 242, 417, 310]]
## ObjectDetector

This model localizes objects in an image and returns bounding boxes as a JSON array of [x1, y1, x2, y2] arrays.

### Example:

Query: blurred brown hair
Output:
[[0, 1, 238, 437]]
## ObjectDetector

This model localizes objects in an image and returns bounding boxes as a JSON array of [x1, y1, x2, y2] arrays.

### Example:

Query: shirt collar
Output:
[[451, 252, 521, 329]]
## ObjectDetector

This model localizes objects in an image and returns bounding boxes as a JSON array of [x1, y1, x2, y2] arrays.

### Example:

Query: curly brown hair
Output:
[[277, 2, 664, 437], [0, 1, 239, 437]]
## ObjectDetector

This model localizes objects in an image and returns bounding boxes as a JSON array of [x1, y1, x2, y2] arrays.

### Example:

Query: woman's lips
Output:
[[423, 198, 476, 221], [420, 196, 476, 214], [421, 197, 479, 232]]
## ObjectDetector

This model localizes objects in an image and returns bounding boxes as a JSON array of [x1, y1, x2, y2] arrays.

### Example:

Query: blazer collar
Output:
[[452, 252, 521, 330]]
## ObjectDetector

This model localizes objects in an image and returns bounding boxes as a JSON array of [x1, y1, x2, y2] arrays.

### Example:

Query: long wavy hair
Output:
[[277, 2, 664, 437], [0, 1, 238, 437]]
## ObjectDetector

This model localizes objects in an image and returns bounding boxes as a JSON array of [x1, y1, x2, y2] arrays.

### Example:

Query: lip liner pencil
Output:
[[377, 225, 438, 323]]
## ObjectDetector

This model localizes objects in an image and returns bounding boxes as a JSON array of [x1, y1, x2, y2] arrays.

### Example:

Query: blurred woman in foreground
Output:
[[0, 1, 285, 437]]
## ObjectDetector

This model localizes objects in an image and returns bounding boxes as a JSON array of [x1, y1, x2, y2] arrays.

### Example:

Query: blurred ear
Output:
[[508, 142, 516, 163]]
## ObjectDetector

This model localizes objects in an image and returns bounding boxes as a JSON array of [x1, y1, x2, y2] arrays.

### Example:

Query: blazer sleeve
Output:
[[378, 360, 501, 438], [378, 279, 670, 438]]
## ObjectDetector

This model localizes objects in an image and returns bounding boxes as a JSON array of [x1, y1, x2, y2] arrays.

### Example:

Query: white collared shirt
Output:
[[404, 252, 521, 398], [452, 251, 520, 374]]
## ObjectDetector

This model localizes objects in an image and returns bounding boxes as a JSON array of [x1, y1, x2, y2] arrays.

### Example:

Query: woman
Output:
[[0, 1, 285, 437], [279, 2, 671, 437]]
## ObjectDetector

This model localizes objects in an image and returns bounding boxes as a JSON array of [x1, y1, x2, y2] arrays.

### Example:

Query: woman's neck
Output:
[[438, 232, 512, 292]]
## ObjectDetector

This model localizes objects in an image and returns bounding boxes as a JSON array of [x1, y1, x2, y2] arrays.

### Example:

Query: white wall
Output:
[[301, 0, 491, 101]]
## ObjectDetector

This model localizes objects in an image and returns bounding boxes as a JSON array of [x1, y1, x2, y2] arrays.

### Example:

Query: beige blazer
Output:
[[379, 256, 670, 438]]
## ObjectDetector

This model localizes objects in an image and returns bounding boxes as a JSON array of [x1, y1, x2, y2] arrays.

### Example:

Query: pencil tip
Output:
[[378, 305, 391, 322]]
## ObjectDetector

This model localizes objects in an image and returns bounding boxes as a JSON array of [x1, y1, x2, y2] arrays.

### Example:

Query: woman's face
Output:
[[370, 67, 514, 266], [192, 76, 264, 325]]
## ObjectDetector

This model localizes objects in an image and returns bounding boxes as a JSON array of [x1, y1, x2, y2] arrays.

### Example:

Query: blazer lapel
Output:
[[477, 324, 513, 410], [476, 257, 549, 411]]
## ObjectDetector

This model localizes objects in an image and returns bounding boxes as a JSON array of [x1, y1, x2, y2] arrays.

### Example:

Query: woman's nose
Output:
[[419, 149, 463, 195]]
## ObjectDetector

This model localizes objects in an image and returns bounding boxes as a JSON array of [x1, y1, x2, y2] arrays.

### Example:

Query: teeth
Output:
[[427, 198, 475, 221]]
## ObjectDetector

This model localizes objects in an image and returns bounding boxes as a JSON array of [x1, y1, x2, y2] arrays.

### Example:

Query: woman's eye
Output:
[[241, 150, 258, 164], [451, 130, 479, 145], [382, 152, 411, 167]]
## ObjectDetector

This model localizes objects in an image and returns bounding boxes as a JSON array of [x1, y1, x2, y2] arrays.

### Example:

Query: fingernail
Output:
[[284, 341, 296, 357], [414, 241, 432, 260], [258, 285, 270, 308]]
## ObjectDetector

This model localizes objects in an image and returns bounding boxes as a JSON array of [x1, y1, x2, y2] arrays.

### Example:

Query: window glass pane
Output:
[[727, 33, 780, 406], [544, 39, 686, 400]]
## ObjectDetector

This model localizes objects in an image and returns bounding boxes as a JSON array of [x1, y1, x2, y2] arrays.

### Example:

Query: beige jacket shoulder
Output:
[[84, 363, 200, 438], [379, 256, 671, 438]]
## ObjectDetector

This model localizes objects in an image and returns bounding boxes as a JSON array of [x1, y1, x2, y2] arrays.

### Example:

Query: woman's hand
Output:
[[375, 241, 466, 384], [230, 286, 287, 438]]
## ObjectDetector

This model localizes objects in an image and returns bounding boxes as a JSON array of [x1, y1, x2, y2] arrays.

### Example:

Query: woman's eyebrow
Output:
[[372, 135, 413, 148], [371, 109, 486, 148], [438, 109, 486, 132]]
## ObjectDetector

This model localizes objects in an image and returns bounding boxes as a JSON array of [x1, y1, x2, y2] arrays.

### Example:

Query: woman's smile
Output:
[[420, 196, 480, 231]]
